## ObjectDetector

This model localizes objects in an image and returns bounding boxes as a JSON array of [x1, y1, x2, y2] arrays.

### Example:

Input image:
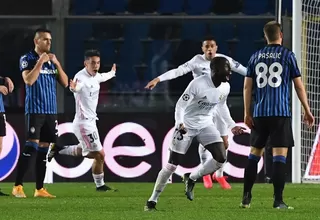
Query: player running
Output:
[[145, 37, 247, 189], [13, 28, 68, 198], [0, 76, 14, 196], [240, 21, 314, 209], [47, 50, 117, 191], [144, 57, 245, 211]]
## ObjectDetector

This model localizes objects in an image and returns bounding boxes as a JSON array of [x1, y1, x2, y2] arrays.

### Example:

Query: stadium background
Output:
[[0, 0, 294, 183]]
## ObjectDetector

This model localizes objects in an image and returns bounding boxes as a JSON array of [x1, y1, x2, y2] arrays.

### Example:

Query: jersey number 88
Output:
[[255, 62, 283, 88]]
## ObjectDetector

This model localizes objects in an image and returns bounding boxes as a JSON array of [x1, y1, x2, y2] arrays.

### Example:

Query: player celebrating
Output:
[[12, 28, 68, 198], [240, 21, 314, 209], [145, 37, 247, 189], [0, 76, 14, 196], [47, 50, 117, 191], [144, 57, 244, 211]]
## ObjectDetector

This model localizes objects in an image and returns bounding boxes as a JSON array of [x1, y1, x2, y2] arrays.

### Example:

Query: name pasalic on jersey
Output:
[[198, 100, 216, 110], [258, 52, 281, 59]]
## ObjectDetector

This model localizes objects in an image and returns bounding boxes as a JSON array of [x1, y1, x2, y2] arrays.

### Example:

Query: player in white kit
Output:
[[145, 38, 247, 189], [47, 50, 117, 191], [144, 57, 245, 211]]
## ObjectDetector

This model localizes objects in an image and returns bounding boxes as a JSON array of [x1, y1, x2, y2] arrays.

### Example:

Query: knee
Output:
[[205, 143, 226, 163], [214, 152, 226, 164], [168, 151, 183, 166], [95, 151, 105, 163]]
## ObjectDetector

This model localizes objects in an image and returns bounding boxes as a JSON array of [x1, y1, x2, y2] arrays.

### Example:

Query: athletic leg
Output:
[[145, 128, 193, 210]]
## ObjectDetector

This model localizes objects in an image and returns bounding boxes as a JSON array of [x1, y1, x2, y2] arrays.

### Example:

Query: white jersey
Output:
[[158, 53, 246, 82], [175, 75, 236, 130], [71, 68, 115, 121]]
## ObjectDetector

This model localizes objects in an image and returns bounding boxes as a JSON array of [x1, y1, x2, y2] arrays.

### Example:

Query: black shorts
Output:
[[250, 117, 294, 149], [25, 114, 58, 143], [0, 113, 6, 137]]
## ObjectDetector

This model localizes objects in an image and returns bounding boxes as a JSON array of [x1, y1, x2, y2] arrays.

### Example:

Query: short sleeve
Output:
[[246, 55, 255, 78], [289, 52, 301, 78], [19, 55, 34, 72]]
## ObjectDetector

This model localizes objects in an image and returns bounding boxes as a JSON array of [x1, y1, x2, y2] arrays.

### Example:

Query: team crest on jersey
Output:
[[219, 94, 224, 101], [232, 59, 240, 68], [21, 61, 28, 69], [182, 94, 190, 101]]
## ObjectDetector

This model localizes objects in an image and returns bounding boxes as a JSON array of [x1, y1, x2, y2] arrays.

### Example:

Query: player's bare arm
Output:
[[0, 77, 14, 92], [293, 77, 314, 127], [48, 53, 68, 87], [22, 53, 49, 86], [243, 77, 254, 128], [0, 86, 8, 95]]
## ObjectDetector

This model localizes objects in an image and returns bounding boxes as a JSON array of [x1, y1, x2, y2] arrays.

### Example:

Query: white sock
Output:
[[59, 145, 80, 156], [214, 163, 225, 178], [92, 173, 105, 187], [190, 159, 223, 181], [148, 163, 177, 203], [214, 149, 228, 178], [198, 144, 213, 165]]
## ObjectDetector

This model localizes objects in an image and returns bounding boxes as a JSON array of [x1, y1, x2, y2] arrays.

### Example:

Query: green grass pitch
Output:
[[0, 182, 319, 220]]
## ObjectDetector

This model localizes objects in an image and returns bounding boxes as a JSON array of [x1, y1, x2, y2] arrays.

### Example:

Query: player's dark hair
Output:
[[84, 49, 100, 60], [202, 36, 216, 44], [34, 28, 51, 36], [210, 57, 230, 75], [263, 21, 281, 42]]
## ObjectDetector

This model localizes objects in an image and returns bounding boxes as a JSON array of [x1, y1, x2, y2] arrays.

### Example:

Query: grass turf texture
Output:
[[0, 183, 319, 220]]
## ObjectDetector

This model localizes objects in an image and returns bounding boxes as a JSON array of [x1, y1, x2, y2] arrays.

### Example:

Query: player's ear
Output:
[[201, 45, 205, 53], [279, 32, 283, 39]]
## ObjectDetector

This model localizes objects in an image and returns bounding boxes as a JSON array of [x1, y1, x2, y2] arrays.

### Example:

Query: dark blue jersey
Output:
[[20, 50, 58, 114], [246, 44, 301, 117], [0, 94, 4, 113]]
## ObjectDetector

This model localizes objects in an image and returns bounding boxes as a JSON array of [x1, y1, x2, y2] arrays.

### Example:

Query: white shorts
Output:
[[73, 120, 103, 156], [213, 109, 228, 137], [170, 124, 222, 154]]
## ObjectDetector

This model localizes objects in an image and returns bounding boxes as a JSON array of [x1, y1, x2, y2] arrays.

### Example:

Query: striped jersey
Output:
[[0, 94, 4, 113], [246, 44, 301, 117], [19, 50, 58, 114]]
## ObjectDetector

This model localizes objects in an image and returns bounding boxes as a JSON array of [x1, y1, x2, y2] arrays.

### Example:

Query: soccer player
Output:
[[47, 50, 117, 191], [144, 57, 245, 211], [12, 28, 68, 198], [145, 37, 247, 189], [240, 21, 314, 209], [0, 76, 14, 196]]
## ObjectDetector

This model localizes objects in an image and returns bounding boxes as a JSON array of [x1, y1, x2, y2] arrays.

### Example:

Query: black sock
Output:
[[15, 142, 38, 186], [36, 147, 48, 190], [272, 155, 286, 201], [243, 154, 261, 195]]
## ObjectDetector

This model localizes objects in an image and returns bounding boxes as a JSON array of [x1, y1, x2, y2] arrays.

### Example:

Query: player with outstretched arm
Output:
[[240, 21, 314, 209], [144, 57, 245, 211], [145, 37, 247, 189], [47, 50, 117, 191]]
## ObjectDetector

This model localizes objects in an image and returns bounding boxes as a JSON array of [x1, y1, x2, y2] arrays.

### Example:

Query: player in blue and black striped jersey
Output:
[[0, 76, 14, 196], [240, 21, 315, 209], [13, 28, 68, 198]]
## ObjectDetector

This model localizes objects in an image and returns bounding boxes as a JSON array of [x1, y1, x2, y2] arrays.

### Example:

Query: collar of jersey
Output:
[[266, 44, 281, 47]]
